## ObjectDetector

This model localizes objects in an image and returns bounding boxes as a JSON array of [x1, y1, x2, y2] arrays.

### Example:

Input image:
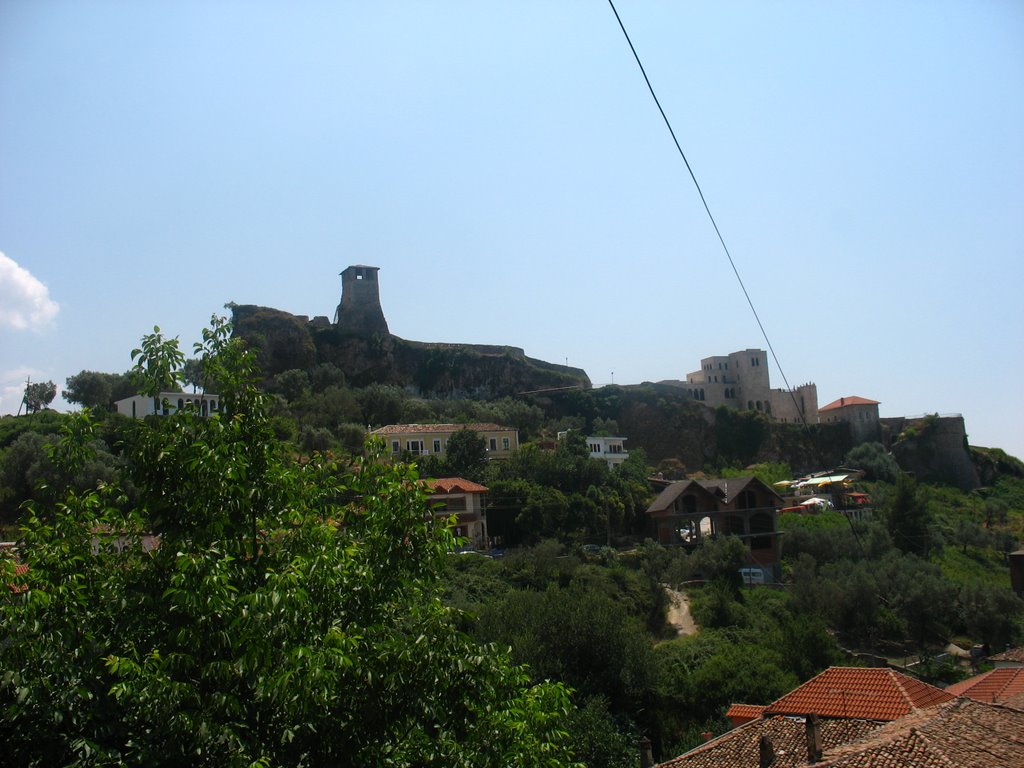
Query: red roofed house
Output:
[[656, 667, 1017, 768], [944, 666, 1024, 703], [811, 695, 1024, 768], [645, 476, 783, 582], [818, 396, 881, 443], [724, 703, 766, 729], [423, 478, 489, 551], [762, 666, 953, 721]]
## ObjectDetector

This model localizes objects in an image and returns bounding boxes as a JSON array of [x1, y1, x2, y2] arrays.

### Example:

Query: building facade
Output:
[[115, 392, 220, 419], [557, 432, 630, 468], [424, 478, 489, 550], [678, 348, 818, 424], [370, 423, 519, 460], [645, 476, 784, 581], [819, 396, 881, 443]]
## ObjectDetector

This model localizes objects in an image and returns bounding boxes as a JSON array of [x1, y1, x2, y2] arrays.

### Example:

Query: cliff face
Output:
[[552, 384, 852, 475], [230, 304, 591, 396], [882, 415, 980, 490]]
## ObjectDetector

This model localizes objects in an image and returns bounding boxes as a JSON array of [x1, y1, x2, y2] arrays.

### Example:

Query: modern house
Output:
[[423, 477, 489, 550], [370, 423, 519, 460], [645, 476, 784, 582], [114, 392, 220, 418], [557, 432, 629, 468]]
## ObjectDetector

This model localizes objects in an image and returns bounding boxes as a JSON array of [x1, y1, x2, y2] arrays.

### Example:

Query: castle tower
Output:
[[334, 265, 389, 335]]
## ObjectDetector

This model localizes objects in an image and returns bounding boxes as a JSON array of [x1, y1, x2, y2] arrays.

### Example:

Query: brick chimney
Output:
[[759, 735, 775, 768], [805, 713, 823, 763]]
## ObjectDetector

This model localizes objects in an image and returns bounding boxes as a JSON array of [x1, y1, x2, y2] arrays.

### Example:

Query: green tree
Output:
[[22, 380, 57, 413], [63, 370, 134, 409], [446, 427, 488, 479], [886, 474, 933, 556], [844, 442, 900, 483], [0, 318, 579, 767]]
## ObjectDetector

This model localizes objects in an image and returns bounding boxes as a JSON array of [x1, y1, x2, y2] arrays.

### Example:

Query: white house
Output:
[[115, 392, 220, 419], [557, 432, 629, 468]]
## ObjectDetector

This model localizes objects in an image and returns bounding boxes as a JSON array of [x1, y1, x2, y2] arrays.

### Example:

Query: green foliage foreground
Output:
[[0, 319, 577, 768]]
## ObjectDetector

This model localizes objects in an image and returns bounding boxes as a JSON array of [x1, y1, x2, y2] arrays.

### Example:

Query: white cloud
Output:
[[0, 251, 60, 331]]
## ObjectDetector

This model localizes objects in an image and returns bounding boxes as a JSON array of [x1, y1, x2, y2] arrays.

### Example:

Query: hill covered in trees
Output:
[[3, 317, 1024, 766], [229, 303, 590, 397]]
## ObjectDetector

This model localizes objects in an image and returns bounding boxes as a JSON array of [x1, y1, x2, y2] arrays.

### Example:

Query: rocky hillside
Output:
[[230, 304, 590, 397]]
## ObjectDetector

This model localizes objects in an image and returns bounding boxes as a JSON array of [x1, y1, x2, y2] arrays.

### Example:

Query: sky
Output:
[[1, 1, 1022, 459]]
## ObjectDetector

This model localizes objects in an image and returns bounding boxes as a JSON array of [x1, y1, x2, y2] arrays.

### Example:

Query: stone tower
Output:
[[334, 265, 390, 335]]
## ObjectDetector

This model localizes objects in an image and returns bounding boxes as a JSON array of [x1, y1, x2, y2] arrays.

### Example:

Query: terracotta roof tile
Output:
[[764, 667, 953, 721], [725, 703, 767, 720], [815, 697, 1024, 767], [944, 668, 1024, 703], [369, 423, 513, 435], [819, 396, 880, 412], [423, 478, 489, 494], [656, 716, 880, 768]]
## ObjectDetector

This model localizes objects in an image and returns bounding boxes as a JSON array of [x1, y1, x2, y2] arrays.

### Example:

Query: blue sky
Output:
[[2, 1, 1022, 459]]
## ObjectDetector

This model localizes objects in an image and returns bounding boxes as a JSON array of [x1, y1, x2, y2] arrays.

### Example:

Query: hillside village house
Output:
[[658, 666, 1024, 768], [557, 432, 629, 468], [369, 423, 519, 460], [423, 478, 489, 550], [645, 476, 783, 582], [115, 392, 220, 418], [818, 395, 882, 443]]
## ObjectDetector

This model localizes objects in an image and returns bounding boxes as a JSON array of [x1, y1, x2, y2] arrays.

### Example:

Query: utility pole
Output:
[[16, 376, 29, 416]]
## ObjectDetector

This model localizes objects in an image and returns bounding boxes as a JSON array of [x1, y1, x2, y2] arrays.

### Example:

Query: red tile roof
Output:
[[370, 423, 513, 435], [815, 697, 1024, 767], [944, 668, 1024, 703], [423, 478, 489, 494], [6, 562, 29, 594], [656, 715, 881, 768], [819, 396, 880, 412], [725, 703, 767, 721], [763, 667, 953, 721]]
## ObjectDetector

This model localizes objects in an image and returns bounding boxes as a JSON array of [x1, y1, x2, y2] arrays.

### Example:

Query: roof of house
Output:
[[763, 667, 953, 720], [944, 667, 1024, 703], [369, 423, 514, 435], [814, 696, 1024, 767], [656, 715, 881, 768], [725, 703, 767, 721], [989, 646, 1024, 664], [819, 396, 880, 412], [423, 478, 489, 494], [646, 476, 783, 514]]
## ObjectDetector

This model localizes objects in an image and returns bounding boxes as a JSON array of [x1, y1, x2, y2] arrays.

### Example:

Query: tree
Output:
[[844, 442, 900, 483], [0, 317, 579, 767], [445, 427, 487, 479], [885, 474, 933, 556], [63, 370, 134, 409], [22, 380, 56, 413]]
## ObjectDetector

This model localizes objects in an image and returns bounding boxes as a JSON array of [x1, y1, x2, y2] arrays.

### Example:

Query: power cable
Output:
[[605, 0, 809, 433]]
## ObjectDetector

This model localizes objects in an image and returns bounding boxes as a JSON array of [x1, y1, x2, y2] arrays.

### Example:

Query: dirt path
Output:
[[664, 585, 697, 637]]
